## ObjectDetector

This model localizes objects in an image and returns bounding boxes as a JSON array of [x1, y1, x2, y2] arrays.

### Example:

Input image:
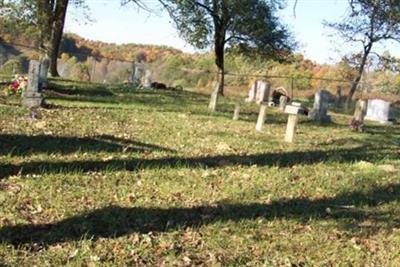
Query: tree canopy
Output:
[[327, 0, 400, 105], [0, 0, 87, 77], [159, 0, 295, 95]]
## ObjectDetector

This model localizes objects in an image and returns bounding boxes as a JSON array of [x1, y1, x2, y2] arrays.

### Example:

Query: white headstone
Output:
[[245, 81, 258, 103], [245, 80, 270, 104], [284, 105, 301, 115], [255, 104, 268, 131], [365, 99, 391, 124], [255, 81, 270, 104], [208, 82, 219, 112], [285, 114, 298, 143]]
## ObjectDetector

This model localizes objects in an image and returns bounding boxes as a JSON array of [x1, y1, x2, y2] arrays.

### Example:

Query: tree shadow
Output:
[[45, 85, 115, 98], [45, 87, 212, 112], [0, 144, 396, 179], [0, 183, 399, 247], [0, 134, 175, 156]]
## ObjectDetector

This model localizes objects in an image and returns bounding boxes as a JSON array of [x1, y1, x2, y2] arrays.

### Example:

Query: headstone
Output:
[[245, 81, 258, 103], [364, 99, 392, 124], [350, 99, 368, 131], [284, 104, 307, 143], [143, 69, 152, 88], [285, 114, 298, 143], [208, 82, 219, 112], [132, 62, 144, 87], [279, 95, 288, 111], [255, 81, 270, 104], [233, 103, 240, 120], [39, 57, 49, 90], [245, 80, 270, 104], [255, 104, 268, 131], [284, 105, 302, 115], [21, 60, 43, 108], [308, 89, 331, 123]]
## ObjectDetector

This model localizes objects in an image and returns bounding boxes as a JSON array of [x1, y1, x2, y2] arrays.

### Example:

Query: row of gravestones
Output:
[[234, 81, 395, 142]]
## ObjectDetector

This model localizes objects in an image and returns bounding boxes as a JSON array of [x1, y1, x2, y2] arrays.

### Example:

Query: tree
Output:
[[327, 0, 400, 107], [0, 0, 86, 77], [158, 0, 294, 96], [35, 0, 70, 77]]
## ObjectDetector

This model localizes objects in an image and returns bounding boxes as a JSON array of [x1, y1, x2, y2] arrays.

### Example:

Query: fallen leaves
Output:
[[1, 84, 400, 266]]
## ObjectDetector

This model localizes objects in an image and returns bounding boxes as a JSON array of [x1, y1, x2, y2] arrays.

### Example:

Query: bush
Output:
[[0, 58, 26, 75]]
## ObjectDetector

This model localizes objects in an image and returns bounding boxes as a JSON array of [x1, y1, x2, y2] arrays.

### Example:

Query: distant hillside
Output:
[[60, 33, 185, 62], [0, 31, 196, 83]]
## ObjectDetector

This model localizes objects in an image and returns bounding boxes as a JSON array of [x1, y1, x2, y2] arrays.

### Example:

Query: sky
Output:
[[64, 0, 400, 65]]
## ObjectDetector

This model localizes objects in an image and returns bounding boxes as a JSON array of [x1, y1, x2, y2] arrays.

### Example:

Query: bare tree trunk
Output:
[[214, 37, 225, 96], [346, 44, 372, 109], [208, 82, 220, 112], [212, 0, 226, 97], [48, 0, 69, 77]]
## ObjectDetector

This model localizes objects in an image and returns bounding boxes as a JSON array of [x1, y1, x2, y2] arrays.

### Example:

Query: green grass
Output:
[[1, 81, 400, 266]]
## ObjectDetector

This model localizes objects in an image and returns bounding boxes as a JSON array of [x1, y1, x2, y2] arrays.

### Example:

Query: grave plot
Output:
[[1, 81, 400, 266]]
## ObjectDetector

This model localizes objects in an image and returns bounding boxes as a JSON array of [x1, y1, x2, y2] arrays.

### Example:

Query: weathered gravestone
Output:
[[208, 82, 220, 112], [232, 103, 240, 120], [132, 62, 145, 87], [350, 99, 368, 132], [39, 57, 49, 89], [245, 81, 270, 104], [284, 104, 308, 143], [245, 81, 258, 103], [21, 60, 43, 108], [364, 99, 392, 124], [308, 89, 331, 123], [255, 104, 268, 131], [255, 81, 270, 104], [143, 69, 152, 88], [233, 81, 270, 122]]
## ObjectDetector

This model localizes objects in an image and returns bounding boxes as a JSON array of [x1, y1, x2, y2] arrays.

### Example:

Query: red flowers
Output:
[[2, 76, 28, 97]]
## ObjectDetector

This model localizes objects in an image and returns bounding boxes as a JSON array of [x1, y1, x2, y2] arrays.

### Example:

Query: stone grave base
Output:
[[308, 110, 331, 123], [21, 92, 43, 109]]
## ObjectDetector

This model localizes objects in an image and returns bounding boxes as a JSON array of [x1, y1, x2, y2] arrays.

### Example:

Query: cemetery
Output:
[[1, 0, 400, 266], [1, 62, 400, 265]]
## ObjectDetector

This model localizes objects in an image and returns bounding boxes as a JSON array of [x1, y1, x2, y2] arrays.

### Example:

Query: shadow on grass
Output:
[[0, 134, 175, 156], [46, 85, 115, 98], [0, 145, 396, 178], [0, 183, 399, 247], [45, 88, 212, 112]]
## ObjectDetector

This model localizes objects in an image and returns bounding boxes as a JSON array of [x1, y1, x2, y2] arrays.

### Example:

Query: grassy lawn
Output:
[[1, 80, 399, 266]]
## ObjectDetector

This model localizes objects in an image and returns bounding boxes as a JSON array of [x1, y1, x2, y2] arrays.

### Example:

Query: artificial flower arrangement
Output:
[[2, 75, 28, 97]]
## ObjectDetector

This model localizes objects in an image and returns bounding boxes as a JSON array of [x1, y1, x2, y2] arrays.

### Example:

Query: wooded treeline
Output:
[[2, 30, 400, 98]]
